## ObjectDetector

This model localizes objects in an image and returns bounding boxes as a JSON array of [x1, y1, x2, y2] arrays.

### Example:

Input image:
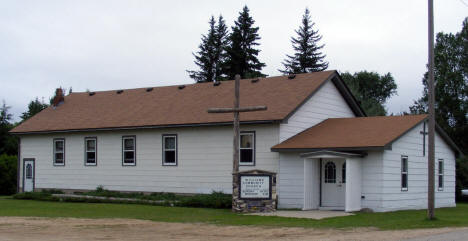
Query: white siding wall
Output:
[[278, 152, 304, 209], [380, 122, 456, 212], [361, 151, 384, 211], [279, 80, 356, 142], [278, 80, 356, 208], [18, 124, 279, 194]]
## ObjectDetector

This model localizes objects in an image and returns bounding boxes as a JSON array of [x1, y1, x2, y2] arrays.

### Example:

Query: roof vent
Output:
[[251, 78, 259, 83], [178, 85, 185, 90], [116, 90, 123, 94], [288, 74, 296, 79], [89, 92, 95, 96], [146, 87, 153, 92], [213, 81, 221, 86]]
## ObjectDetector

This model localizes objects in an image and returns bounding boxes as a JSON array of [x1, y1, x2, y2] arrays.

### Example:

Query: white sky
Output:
[[1, 0, 467, 121]]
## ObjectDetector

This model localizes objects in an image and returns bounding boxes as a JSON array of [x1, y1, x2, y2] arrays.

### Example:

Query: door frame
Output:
[[22, 158, 35, 192]]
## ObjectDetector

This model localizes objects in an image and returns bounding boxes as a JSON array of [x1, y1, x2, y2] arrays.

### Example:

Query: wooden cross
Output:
[[207, 74, 267, 198], [420, 121, 428, 156]]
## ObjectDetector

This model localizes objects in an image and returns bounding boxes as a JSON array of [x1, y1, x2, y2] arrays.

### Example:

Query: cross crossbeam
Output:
[[207, 106, 267, 113]]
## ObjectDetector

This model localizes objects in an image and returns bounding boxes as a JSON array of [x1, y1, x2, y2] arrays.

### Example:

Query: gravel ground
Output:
[[0, 217, 467, 241]]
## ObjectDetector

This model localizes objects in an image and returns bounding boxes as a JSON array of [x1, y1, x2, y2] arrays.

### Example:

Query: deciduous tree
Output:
[[341, 71, 397, 116], [410, 17, 468, 152], [20, 97, 48, 122]]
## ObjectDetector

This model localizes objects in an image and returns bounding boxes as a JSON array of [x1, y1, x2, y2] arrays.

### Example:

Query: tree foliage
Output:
[[0, 101, 17, 156], [281, 8, 328, 74], [0, 154, 17, 195], [409, 18, 468, 199], [20, 97, 48, 122], [409, 17, 468, 153], [223, 6, 266, 79], [341, 71, 397, 116], [187, 16, 229, 83]]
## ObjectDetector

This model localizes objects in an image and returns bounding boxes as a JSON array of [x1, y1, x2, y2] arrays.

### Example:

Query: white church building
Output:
[[12, 71, 461, 212]]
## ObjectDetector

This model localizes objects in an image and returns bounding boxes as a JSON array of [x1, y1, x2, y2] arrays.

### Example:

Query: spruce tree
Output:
[[280, 8, 328, 74], [213, 16, 229, 81], [187, 16, 217, 83], [224, 6, 265, 79], [188, 16, 229, 83]]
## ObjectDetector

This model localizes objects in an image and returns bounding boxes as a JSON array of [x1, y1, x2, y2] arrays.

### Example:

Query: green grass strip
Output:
[[1, 196, 467, 230]]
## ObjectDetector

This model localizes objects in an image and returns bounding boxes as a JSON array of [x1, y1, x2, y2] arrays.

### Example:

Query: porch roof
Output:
[[272, 115, 428, 152]]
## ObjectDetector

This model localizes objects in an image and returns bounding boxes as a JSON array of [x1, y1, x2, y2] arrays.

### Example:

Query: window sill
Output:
[[239, 163, 255, 166], [162, 163, 177, 166]]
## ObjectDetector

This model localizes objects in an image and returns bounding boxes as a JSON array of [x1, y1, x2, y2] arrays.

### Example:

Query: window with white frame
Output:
[[239, 132, 255, 165], [324, 162, 336, 183], [53, 138, 65, 166], [401, 156, 408, 191], [122, 136, 136, 166], [85, 137, 97, 166], [438, 159, 444, 190], [162, 135, 177, 166]]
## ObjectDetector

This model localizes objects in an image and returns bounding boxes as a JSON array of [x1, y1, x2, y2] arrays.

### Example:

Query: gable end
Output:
[[282, 71, 366, 123]]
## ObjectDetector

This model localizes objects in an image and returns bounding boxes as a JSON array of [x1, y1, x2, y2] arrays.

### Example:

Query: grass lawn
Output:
[[1, 196, 467, 230]]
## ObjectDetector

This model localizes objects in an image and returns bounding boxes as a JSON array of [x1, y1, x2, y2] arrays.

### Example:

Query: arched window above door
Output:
[[324, 162, 336, 183]]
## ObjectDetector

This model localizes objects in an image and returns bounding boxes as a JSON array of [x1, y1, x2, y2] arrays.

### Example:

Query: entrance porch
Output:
[[301, 151, 363, 212]]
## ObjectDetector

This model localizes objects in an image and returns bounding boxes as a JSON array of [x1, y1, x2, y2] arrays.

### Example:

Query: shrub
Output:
[[177, 192, 231, 209], [0, 154, 17, 195], [14, 187, 232, 209]]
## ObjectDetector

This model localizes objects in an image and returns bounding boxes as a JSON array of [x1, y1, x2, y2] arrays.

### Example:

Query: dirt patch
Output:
[[0, 217, 466, 241]]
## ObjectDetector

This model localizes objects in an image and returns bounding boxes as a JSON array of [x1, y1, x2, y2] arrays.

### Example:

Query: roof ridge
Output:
[[70, 70, 338, 94]]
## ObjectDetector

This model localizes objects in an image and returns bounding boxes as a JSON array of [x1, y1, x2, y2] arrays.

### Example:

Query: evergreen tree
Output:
[[20, 97, 49, 122], [187, 16, 217, 83], [214, 15, 229, 81], [188, 15, 229, 83], [281, 8, 328, 74], [224, 6, 265, 79]]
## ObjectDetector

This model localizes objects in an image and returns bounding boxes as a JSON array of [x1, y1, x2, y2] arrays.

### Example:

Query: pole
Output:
[[233, 74, 240, 174], [232, 74, 240, 211], [427, 0, 435, 220]]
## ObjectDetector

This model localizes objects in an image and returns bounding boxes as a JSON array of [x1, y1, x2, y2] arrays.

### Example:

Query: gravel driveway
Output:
[[0, 217, 467, 241]]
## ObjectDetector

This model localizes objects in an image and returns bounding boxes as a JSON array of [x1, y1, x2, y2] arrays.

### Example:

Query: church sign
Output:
[[239, 175, 271, 199], [232, 170, 277, 213]]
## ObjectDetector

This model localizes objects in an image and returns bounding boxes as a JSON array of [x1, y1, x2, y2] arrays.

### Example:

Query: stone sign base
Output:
[[232, 169, 277, 213]]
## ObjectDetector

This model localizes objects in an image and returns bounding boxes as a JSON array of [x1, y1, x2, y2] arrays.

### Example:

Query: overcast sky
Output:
[[1, 0, 467, 121]]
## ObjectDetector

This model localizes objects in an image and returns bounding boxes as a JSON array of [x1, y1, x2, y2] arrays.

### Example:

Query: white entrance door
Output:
[[23, 159, 34, 192], [321, 159, 346, 208]]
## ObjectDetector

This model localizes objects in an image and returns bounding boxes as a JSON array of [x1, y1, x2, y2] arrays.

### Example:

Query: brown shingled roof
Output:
[[12, 70, 358, 134], [271, 115, 428, 151]]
